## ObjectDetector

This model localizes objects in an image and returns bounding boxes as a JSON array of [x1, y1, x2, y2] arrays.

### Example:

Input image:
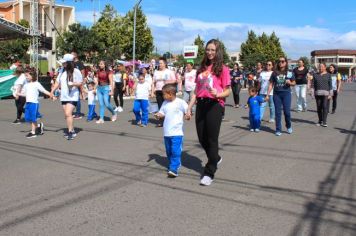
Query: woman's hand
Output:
[[185, 110, 192, 120], [209, 87, 218, 97]]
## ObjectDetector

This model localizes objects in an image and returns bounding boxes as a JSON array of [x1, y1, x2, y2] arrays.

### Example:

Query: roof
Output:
[[0, 17, 30, 40], [0, 1, 16, 9], [311, 49, 356, 56]]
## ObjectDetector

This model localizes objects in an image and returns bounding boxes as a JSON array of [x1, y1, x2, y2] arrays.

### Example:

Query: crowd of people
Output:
[[10, 40, 352, 186]]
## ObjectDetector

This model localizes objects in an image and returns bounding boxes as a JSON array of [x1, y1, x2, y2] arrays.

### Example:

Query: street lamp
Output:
[[133, 0, 143, 74]]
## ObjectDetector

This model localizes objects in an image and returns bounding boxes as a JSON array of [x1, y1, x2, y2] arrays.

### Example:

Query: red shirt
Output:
[[97, 70, 112, 85]]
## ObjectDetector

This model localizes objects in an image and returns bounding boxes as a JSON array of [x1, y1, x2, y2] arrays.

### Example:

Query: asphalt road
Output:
[[0, 83, 355, 236]]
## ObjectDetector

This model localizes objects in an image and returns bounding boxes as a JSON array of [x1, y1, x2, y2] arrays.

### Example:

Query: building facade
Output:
[[311, 49, 356, 76], [0, 0, 75, 71]]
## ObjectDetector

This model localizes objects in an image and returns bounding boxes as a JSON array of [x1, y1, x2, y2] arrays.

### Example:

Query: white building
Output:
[[311, 49, 356, 76]]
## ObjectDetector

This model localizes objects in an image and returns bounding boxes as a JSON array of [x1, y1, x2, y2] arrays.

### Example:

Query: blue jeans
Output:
[[249, 113, 261, 129], [260, 94, 275, 121], [273, 91, 292, 133], [133, 99, 149, 125], [164, 136, 183, 173], [87, 104, 97, 121], [97, 85, 115, 120], [75, 97, 81, 115]]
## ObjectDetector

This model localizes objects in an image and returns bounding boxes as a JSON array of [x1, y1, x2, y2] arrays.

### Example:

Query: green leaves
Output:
[[240, 30, 285, 69], [55, 4, 154, 64]]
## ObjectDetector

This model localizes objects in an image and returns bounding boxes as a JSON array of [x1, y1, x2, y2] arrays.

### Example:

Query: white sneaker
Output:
[[117, 106, 123, 112], [114, 107, 119, 112], [200, 176, 213, 186], [96, 119, 104, 124]]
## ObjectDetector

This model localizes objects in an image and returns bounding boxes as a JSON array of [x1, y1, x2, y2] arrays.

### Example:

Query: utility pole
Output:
[[30, 0, 40, 77], [132, 0, 143, 74]]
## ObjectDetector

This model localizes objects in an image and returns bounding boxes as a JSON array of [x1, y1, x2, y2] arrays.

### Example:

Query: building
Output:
[[228, 51, 241, 65], [0, 0, 75, 71], [311, 49, 356, 76]]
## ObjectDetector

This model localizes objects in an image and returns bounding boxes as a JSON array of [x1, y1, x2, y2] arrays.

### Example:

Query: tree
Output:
[[240, 30, 285, 69], [162, 51, 173, 60], [56, 23, 102, 62], [119, 6, 154, 61], [217, 39, 231, 64], [193, 35, 205, 63], [91, 4, 122, 63]]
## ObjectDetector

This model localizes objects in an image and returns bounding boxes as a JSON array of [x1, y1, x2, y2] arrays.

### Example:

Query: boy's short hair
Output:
[[162, 83, 177, 95], [248, 86, 258, 93], [88, 81, 95, 86]]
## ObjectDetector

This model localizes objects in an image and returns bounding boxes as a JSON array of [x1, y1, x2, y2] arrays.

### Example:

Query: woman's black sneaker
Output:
[[26, 132, 37, 138]]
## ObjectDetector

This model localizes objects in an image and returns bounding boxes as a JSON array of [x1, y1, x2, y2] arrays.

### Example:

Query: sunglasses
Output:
[[279, 60, 286, 63], [267, 64, 273, 66]]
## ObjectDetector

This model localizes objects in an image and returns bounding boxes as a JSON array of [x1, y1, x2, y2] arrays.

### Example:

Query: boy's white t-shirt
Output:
[[87, 90, 96, 105], [259, 71, 273, 95], [158, 98, 188, 137], [13, 73, 27, 96], [57, 68, 83, 101], [135, 81, 151, 100], [23, 81, 47, 103]]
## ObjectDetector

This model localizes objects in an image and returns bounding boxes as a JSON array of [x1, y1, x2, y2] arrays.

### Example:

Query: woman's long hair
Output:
[[198, 39, 224, 77], [328, 64, 338, 74], [274, 56, 289, 75], [65, 61, 74, 82]]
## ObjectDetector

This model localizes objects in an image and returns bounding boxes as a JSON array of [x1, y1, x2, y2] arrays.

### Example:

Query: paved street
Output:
[[0, 84, 355, 236]]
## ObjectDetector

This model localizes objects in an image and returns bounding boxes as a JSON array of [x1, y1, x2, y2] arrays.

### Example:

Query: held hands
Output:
[[328, 95, 332, 100], [154, 112, 164, 120], [265, 95, 270, 102], [185, 110, 192, 120]]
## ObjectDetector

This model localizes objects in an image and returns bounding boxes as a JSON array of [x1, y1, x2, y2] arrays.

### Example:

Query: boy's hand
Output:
[[265, 95, 269, 101], [154, 113, 163, 120], [185, 110, 192, 120]]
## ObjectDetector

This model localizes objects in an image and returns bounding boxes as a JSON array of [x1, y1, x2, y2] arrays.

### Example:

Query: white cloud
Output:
[[146, 14, 356, 58]]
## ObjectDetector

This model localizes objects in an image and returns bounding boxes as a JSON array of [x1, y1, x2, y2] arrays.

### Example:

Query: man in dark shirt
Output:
[[72, 52, 85, 119]]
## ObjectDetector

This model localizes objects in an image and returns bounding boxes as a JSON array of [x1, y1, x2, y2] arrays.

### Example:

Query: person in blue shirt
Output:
[[266, 57, 296, 136], [245, 87, 265, 132]]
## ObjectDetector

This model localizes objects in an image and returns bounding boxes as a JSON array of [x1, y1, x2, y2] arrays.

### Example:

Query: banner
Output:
[[0, 70, 16, 99]]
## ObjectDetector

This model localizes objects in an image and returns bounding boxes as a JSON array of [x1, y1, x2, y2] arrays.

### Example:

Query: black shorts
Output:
[[61, 101, 78, 107]]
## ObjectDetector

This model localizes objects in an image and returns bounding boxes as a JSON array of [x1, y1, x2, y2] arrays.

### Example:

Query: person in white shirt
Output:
[[51, 54, 83, 140], [141, 67, 153, 89], [183, 62, 196, 103], [12, 66, 27, 124], [21, 70, 52, 138], [258, 61, 275, 122], [155, 84, 188, 178], [85, 81, 98, 121], [133, 74, 151, 127]]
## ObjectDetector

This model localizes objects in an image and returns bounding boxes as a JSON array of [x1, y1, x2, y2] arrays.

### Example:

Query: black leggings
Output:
[[15, 96, 26, 119], [315, 95, 329, 124], [328, 90, 338, 112], [155, 90, 164, 109], [114, 82, 124, 108], [195, 99, 223, 178], [231, 83, 241, 105]]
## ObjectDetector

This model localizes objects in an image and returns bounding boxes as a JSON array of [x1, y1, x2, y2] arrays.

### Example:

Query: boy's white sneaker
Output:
[[200, 176, 213, 186]]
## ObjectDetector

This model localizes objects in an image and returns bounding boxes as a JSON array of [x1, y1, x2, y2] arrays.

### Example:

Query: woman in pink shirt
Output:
[[186, 39, 231, 186]]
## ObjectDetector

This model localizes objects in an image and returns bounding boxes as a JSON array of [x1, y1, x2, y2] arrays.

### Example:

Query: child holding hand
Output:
[[245, 87, 265, 132]]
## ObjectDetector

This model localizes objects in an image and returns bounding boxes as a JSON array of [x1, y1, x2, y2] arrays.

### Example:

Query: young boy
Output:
[[133, 74, 151, 127], [86, 81, 98, 121], [21, 70, 52, 138], [155, 84, 188, 178], [246, 87, 265, 132]]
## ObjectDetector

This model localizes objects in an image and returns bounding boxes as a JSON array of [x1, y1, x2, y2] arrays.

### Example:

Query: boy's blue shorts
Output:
[[25, 102, 40, 122]]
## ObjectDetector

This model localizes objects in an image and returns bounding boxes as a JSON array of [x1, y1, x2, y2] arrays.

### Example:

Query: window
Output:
[[318, 58, 336, 63], [339, 58, 353, 63]]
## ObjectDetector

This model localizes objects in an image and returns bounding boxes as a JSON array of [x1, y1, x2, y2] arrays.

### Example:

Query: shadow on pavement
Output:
[[147, 152, 203, 175]]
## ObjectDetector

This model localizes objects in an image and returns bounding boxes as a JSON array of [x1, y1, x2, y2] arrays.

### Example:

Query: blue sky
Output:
[[6, 0, 356, 58]]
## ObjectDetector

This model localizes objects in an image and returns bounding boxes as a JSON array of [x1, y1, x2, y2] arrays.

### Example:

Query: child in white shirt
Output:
[[85, 82, 98, 121], [21, 70, 52, 138], [133, 74, 151, 127], [155, 84, 188, 177]]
